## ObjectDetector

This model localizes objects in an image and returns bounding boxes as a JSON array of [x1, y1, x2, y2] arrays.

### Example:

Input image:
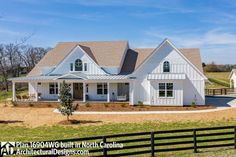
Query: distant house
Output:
[[229, 69, 236, 88], [10, 39, 206, 106]]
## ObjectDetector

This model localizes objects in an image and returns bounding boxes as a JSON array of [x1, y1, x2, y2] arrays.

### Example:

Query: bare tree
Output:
[[0, 45, 10, 91], [0, 33, 50, 91]]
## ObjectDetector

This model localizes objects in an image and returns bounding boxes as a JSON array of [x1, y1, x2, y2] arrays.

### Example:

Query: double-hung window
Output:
[[159, 83, 173, 97], [97, 83, 107, 95], [49, 83, 58, 94]]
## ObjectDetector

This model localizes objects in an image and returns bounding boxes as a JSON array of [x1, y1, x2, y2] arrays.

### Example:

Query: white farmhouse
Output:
[[10, 39, 207, 106]]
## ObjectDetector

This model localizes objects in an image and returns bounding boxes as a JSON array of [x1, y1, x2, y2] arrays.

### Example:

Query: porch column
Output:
[[12, 81, 16, 101], [129, 81, 134, 105], [107, 82, 110, 102], [58, 82, 60, 102], [35, 82, 38, 102], [83, 82, 86, 102]]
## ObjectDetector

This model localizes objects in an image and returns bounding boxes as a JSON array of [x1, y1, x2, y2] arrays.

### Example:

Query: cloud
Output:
[[33, 10, 106, 21], [143, 28, 236, 64]]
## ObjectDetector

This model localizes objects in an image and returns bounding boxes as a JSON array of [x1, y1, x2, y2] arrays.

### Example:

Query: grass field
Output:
[[1, 120, 236, 156], [205, 72, 230, 89], [0, 90, 27, 102]]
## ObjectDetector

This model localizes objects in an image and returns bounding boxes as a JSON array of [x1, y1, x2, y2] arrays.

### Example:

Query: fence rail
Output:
[[29, 126, 236, 157], [205, 88, 235, 96]]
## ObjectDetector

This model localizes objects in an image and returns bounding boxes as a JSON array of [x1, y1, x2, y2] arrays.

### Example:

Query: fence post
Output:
[[103, 136, 107, 157], [193, 129, 197, 153], [234, 127, 236, 149], [151, 131, 155, 157]]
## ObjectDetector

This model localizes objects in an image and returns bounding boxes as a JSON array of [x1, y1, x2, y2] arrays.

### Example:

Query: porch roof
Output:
[[9, 75, 58, 82], [10, 74, 130, 82], [147, 73, 186, 80]]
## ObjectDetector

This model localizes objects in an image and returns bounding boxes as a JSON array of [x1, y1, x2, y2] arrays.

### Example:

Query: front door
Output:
[[73, 83, 83, 100]]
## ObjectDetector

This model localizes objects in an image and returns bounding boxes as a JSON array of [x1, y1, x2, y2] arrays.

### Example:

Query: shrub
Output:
[[58, 81, 74, 121], [137, 101, 144, 107], [85, 103, 91, 107], [29, 103, 34, 107], [104, 103, 109, 107], [191, 101, 196, 108]]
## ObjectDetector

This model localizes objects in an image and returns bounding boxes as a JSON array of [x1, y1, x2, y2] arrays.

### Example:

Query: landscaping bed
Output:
[[77, 103, 215, 111]]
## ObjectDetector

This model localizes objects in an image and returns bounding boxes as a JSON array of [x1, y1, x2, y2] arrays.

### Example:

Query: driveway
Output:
[[206, 95, 236, 108]]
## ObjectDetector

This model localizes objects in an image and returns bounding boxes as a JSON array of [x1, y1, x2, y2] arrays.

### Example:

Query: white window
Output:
[[84, 63, 88, 71], [97, 83, 107, 95], [70, 63, 73, 71], [49, 83, 58, 94], [159, 83, 173, 97]]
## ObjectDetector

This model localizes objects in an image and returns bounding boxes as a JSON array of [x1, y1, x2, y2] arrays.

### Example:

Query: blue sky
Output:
[[1, 0, 236, 64]]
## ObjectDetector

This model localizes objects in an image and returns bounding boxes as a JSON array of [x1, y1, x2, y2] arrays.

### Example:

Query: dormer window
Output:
[[70, 63, 73, 71], [75, 59, 83, 71], [163, 61, 170, 72]]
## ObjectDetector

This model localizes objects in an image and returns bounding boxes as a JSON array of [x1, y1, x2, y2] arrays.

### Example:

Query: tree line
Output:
[[203, 62, 236, 72], [0, 42, 50, 91]]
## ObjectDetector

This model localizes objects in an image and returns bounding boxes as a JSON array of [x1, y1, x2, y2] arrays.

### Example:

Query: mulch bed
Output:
[[76, 103, 215, 112], [12, 102, 59, 108]]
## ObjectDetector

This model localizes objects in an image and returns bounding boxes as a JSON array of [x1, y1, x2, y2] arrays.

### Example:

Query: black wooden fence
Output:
[[205, 88, 235, 96], [27, 126, 236, 157]]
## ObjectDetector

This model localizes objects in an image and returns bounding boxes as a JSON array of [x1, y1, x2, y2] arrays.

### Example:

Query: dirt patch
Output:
[[0, 103, 235, 127], [77, 103, 215, 111]]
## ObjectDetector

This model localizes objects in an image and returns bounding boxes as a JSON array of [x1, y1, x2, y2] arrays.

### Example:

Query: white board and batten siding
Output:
[[132, 42, 205, 106], [50, 46, 105, 75], [29, 82, 58, 100]]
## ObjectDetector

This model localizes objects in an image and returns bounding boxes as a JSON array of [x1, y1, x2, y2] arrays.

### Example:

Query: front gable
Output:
[[50, 46, 106, 75], [133, 39, 206, 80]]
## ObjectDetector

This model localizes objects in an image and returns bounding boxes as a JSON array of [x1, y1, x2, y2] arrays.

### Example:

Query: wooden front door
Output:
[[73, 83, 83, 100]]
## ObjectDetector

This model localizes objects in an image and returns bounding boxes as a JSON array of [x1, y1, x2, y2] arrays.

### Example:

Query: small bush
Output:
[[85, 103, 91, 107], [29, 103, 34, 107], [137, 101, 144, 107], [47, 104, 52, 107], [104, 103, 109, 107], [191, 101, 196, 108]]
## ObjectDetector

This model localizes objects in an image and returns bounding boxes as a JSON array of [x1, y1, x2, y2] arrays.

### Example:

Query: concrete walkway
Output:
[[53, 96, 236, 115]]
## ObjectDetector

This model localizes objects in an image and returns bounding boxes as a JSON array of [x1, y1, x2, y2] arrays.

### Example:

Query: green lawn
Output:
[[205, 72, 231, 89], [1, 120, 236, 156], [0, 90, 27, 102]]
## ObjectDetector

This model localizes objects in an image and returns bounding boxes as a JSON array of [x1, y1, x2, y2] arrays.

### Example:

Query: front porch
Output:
[[12, 81, 132, 103]]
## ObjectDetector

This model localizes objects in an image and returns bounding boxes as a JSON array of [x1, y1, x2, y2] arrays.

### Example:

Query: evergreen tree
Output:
[[58, 81, 74, 121]]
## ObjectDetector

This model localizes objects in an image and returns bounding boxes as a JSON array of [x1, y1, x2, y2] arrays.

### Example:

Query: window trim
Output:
[[49, 83, 58, 95], [84, 62, 88, 72], [163, 61, 170, 73], [158, 83, 174, 98], [70, 63, 73, 71], [97, 83, 108, 95], [75, 59, 83, 71]]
